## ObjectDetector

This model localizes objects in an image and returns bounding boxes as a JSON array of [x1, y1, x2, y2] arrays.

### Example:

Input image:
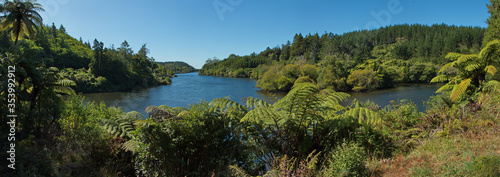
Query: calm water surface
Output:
[[83, 72, 441, 115]]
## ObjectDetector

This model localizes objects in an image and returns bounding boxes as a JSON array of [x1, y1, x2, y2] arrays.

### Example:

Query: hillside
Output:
[[156, 61, 198, 76], [200, 24, 485, 92], [0, 23, 198, 93]]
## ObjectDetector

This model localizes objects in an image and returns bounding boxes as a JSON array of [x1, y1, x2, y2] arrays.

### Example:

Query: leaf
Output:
[[242, 107, 286, 126], [244, 97, 271, 109], [484, 65, 498, 76], [431, 75, 451, 83], [436, 83, 454, 93], [122, 140, 139, 153], [343, 107, 381, 125], [438, 62, 455, 74], [450, 78, 471, 102], [456, 54, 477, 65], [52, 85, 76, 95], [465, 63, 481, 72], [445, 52, 462, 61]]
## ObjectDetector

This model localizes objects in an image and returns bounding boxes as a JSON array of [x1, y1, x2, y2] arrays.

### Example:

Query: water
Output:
[[83, 72, 280, 115], [344, 83, 443, 112], [83, 72, 442, 115]]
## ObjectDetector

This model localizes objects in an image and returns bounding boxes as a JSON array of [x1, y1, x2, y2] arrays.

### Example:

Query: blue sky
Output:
[[38, 0, 490, 69]]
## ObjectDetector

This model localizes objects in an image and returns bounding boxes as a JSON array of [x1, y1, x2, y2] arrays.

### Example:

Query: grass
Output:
[[370, 133, 500, 176]]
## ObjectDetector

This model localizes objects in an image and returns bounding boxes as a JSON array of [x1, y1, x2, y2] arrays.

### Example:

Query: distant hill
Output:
[[156, 61, 197, 74]]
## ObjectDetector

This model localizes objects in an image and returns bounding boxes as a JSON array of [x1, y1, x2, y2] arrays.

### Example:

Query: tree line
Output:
[[200, 24, 486, 92]]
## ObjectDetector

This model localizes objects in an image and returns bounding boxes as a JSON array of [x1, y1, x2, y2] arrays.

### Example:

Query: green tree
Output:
[[483, 0, 500, 45], [347, 69, 380, 92], [90, 39, 104, 76], [0, 0, 44, 44]]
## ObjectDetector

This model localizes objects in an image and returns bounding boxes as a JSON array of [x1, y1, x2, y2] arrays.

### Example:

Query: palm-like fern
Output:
[[0, 0, 45, 44], [431, 39, 500, 101], [100, 111, 145, 153], [210, 83, 368, 162]]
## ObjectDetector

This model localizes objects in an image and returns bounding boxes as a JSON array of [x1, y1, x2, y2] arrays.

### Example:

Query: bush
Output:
[[347, 69, 380, 92], [323, 142, 368, 177]]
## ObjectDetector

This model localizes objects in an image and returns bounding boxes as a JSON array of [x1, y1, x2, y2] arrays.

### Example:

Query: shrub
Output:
[[322, 142, 368, 177], [347, 69, 380, 92]]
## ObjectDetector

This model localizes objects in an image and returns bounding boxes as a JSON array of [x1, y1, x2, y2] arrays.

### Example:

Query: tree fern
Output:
[[432, 39, 500, 102]]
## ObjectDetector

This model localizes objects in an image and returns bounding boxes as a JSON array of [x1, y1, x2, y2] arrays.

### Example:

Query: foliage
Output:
[[155, 61, 197, 77], [322, 142, 368, 177], [483, 0, 500, 45], [0, 0, 44, 44], [133, 102, 251, 177], [347, 69, 380, 92], [201, 24, 485, 92], [431, 39, 500, 102], [257, 63, 319, 91]]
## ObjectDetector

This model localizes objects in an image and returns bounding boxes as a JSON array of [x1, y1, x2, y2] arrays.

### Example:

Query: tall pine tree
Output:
[[483, 0, 500, 45]]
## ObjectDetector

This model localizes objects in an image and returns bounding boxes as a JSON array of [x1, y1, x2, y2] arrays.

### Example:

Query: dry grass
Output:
[[369, 133, 500, 176]]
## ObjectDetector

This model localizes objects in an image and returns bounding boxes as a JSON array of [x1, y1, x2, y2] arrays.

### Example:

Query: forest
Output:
[[0, 21, 194, 93], [200, 24, 486, 92], [1, 0, 499, 176]]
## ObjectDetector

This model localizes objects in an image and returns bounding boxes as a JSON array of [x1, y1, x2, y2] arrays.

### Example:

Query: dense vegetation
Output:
[[155, 61, 198, 76], [1, 0, 499, 176], [200, 24, 486, 92], [0, 20, 194, 93]]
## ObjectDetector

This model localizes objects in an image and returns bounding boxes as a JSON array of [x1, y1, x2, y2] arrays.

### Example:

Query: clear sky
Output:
[[38, 0, 490, 69]]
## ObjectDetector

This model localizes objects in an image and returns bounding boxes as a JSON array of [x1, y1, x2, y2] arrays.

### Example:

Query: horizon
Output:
[[38, 0, 490, 69]]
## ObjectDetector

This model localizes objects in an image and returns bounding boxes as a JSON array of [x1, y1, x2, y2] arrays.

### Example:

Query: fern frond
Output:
[[52, 85, 76, 95], [125, 111, 145, 120], [438, 61, 456, 74], [276, 83, 320, 113], [484, 65, 498, 76], [456, 54, 477, 65], [209, 97, 247, 113], [465, 63, 481, 72], [229, 165, 250, 177], [57, 79, 76, 86], [134, 119, 154, 128], [244, 97, 272, 109], [431, 75, 451, 83], [450, 78, 471, 102], [122, 140, 139, 153], [321, 89, 350, 104], [436, 83, 454, 93], [445, 52, 463, 61], [479, 39, 500, 60], [343, 107, 381, 125], [242, 107, 286, 126]]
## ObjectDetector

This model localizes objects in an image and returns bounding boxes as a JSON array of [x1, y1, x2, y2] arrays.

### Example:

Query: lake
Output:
[[83, 72, 442, 115]]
